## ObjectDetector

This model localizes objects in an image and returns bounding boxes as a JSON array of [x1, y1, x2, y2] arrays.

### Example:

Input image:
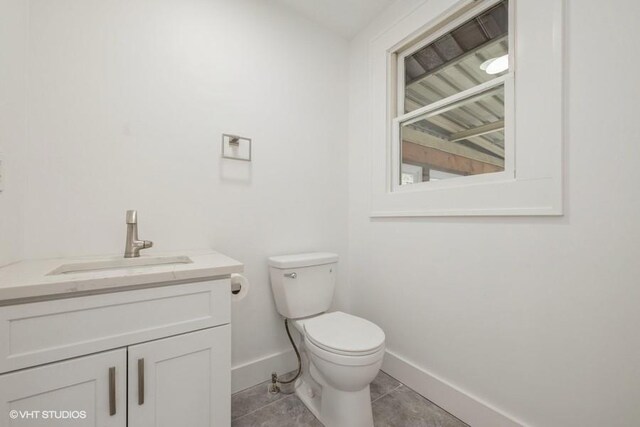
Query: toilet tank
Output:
[[268, 253, 338, 319]]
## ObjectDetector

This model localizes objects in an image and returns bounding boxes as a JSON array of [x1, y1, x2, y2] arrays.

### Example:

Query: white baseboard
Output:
[[231, 349, 297, 393], [382, 349, 527, 427]]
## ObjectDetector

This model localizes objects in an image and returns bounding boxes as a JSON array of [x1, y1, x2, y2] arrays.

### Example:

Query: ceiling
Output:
[[273, 0, 394, 39]]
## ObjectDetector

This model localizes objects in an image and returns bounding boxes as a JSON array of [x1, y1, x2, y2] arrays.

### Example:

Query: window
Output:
[[368, 0, 563, 217], [393, 0, 511, 187]]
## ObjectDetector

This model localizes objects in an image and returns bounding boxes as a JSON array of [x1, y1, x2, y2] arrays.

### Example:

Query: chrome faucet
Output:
[[124, 210, 153, 258]]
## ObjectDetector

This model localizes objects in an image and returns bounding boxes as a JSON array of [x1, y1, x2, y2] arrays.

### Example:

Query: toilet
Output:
[[268, 253, 385, 427]]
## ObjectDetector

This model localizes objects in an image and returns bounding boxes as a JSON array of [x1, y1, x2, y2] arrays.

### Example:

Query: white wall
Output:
[[349, 0, 640, 426], [16, 0, 349, 380], [0, 0, 27, 266]]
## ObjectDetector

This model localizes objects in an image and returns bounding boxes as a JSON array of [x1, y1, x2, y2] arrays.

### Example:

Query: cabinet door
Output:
[[0, 349, 126, 427], [128, 326, 230, 427]]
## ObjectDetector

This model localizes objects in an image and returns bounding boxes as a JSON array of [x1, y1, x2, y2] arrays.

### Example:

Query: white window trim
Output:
[[369, 0, 564, 217]]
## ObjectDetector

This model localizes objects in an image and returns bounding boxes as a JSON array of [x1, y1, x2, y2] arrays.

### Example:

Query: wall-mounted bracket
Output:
[[222, 134, 251, 162]]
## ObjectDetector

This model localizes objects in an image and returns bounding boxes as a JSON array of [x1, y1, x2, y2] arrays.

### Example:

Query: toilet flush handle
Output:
[[284, 272, 297, 279]]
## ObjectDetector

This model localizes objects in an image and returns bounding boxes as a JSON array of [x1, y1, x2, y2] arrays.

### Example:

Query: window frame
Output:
[[368, 0, 564, 217], [391, 0, 515, 193]]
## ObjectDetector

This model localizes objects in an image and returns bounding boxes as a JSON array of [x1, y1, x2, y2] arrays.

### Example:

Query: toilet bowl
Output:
[[268, 253, 385, 427], [294, 312, 385, 427]]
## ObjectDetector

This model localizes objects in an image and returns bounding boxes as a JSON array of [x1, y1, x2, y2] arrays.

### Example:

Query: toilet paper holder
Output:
[[231, 273, 250, 301]]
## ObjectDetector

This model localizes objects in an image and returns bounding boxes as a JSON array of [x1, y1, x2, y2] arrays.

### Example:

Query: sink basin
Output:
[[47, 256, 193, 275]]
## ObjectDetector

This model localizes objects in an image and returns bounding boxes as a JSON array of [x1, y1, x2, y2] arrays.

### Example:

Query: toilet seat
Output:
[[303, 311, 385, 357], [305, 336, 385, 367]]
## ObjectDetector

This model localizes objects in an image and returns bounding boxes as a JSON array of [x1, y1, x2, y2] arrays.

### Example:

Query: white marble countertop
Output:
[[0, 250, 243, 304]]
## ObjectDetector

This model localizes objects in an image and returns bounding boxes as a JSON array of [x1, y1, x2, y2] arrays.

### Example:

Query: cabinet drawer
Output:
[[0, 280, 230, 373]]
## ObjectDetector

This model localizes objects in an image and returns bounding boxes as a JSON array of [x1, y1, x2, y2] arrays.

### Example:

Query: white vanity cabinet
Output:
[[0, 278, 232, 427]]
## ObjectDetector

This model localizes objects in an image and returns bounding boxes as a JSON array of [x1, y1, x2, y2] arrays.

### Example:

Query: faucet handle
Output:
[[126, 210, 137, 224]]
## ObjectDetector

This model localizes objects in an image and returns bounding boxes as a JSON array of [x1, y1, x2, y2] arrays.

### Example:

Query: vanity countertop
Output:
[[0, 250, 243, 304]]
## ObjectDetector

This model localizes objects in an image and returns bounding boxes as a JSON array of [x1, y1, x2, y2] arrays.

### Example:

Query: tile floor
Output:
[[231, 371, 468, 427]]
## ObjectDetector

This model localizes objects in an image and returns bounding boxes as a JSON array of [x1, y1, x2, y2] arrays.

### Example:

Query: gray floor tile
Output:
[[372, 385, 468, 427], [370, 370, 402, 402], [231, 380, 286, 420], [231, 371, 465, 427], [232, 394, 322, 427]]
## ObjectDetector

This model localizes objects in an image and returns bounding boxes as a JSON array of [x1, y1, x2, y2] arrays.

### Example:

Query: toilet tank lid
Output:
[[268, 252, 338, 269]]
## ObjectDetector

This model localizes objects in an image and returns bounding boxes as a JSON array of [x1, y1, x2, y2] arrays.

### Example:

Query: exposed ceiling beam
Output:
[[403, 141, 503, 176], [403, 127, 504, 167], [404, 99, 506, 159], [450, 120, 504, 142]]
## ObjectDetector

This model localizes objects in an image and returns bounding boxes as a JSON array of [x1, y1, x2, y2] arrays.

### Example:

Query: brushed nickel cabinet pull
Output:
[[108, 367, 116, 416], [138, 358, 145, 405]]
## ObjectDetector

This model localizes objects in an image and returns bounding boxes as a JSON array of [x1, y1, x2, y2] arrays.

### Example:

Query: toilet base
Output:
[[295, 377, 322, 421], [295, 376, 374, 427]]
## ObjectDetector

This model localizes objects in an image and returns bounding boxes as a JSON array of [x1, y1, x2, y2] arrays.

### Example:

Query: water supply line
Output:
[[268, 318, 302, 394]]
